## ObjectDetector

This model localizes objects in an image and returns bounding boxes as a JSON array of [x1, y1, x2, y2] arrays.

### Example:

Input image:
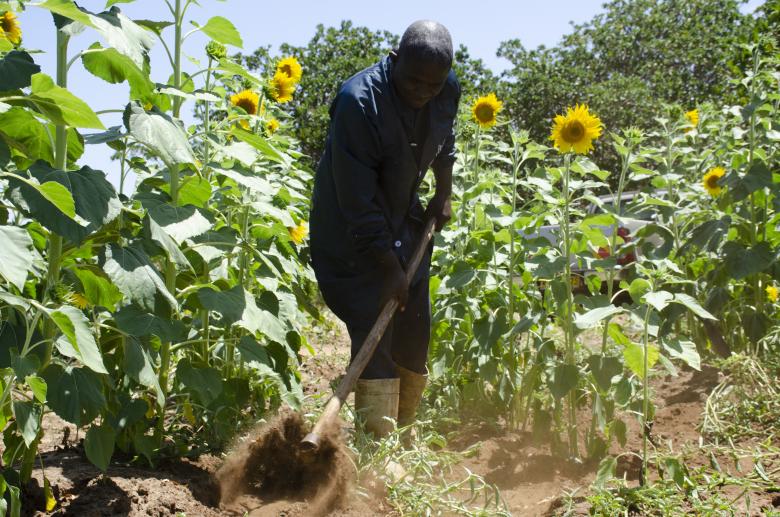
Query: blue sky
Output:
[[17, 0, 765, 189]]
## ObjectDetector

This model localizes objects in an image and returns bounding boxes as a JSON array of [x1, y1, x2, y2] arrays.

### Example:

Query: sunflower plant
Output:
[[0, 1, 314, 510]]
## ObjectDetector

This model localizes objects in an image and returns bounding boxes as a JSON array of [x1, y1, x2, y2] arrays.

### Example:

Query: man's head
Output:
[[391, 20, 453, 109]]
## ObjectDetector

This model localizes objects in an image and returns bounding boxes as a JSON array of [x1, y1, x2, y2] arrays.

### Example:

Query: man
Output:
[[310, 20, 460, 437]]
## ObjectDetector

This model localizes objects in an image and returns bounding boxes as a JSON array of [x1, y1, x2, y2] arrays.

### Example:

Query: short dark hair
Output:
[[398, 20, 453, 69]]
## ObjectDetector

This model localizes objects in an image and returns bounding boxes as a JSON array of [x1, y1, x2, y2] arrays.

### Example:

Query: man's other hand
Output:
[[377, 250, 409, 311], [424, 193, 452, 232]]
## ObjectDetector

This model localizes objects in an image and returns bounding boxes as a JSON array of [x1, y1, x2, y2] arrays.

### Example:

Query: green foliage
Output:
[[0, 0, 314, 504], [497, 0, 757, 169]]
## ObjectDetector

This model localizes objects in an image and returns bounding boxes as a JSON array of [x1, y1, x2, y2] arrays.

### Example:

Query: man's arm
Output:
[[425, 77, 460, 232], [329, 94, 392, 258], [329, 93, 410, 309]]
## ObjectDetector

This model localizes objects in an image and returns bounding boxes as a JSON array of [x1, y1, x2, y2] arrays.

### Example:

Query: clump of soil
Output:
[[216, 411, 354, 516]]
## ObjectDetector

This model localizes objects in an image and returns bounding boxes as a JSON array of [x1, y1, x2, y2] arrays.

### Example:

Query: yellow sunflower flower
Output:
[[276, 56, 303, 83], [69, 292, 89, 310], [702, 166, 725, 196], [767, 285, 778, 303], [0, 11, 22, 46], [549, 104, 603, 154], [685, 109, 699, 132], [471, 93, 502, 129], [230, 89, 259, 115], [289, 221, 308, 244], [266, 118, 280, 134], [270, 71, 296, 103]]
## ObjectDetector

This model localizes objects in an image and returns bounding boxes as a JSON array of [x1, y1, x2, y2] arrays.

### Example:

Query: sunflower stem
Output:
[[561, 153, 579, 459], [42, 27, 70, 367], [641, 303, 652, 486]]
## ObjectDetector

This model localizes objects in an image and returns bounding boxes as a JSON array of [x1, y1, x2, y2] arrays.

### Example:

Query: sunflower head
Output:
[[685, 109, 699, 130], [0, 11, 22, 45], [270, 71, 296, 103], [230, 89, 260, 115], [266, 118, 280, 135], [276, 57, 302, 83], [549, 104, 603, 154], [471, 93, 502, 129], [289, 221, 308, 245], [767, 285, 779, 303], [702, 166, 725, 196]]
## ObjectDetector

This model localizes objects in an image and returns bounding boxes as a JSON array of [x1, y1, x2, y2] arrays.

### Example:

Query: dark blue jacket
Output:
[[310, 55, 460, 285]]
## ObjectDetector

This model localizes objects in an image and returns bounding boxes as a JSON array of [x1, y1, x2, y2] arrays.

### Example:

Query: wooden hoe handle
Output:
[[302, 218, 436, 450]]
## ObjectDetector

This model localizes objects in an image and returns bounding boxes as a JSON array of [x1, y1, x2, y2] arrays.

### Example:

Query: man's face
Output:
[[391, 52, 450, 110]]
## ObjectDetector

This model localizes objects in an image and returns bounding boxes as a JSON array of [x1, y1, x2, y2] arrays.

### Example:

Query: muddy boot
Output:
[[354, 378, 400, 438], [397, 366, 427, 428]]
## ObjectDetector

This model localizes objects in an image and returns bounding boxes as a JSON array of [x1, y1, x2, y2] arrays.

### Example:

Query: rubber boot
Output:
[[397, 365, 427, 428], [354, 378, 400, 438]]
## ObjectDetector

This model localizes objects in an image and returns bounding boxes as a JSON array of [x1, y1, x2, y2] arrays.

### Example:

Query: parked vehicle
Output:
[[522, 191, 663, 294]]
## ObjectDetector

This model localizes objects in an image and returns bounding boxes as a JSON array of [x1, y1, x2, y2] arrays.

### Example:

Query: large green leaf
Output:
[[662, 338, 701, 370], [197, 285, 286, 343], [47, 305, 107, 374], [575, 305, 624, 329], [0, 51, 41, 90], [548, 364, 579, 399], [42, 364, 106, 425], [237, 336, 272, 367], [197, 16, 243, 47], [123, 101, 195, 165], [89, 6, 155, 68], [0, 226, 36, 291], [623, 342, 659, 380], [671, 293, 716, 320], [115, 304, 184, 342], [8, 161, 121, 243], [12, 401, 41, 447], [218, 58, 262, 86], [143, 215, 190, 268], [0, 108, 54, 167], [214, 167, 274, 195], [724, 161, 772, 202], [723, 241, 774, 280], [72, 267, 123, 311], [644, 290, 673, 312], [144, 200, 211, 244], [444, 260, 477, 289], [123, 337, 164, 407], [29, 73, 104, 129], [84, 423, 114, 471], [176, 359, 222, 406], [37, 0, 96, 27], [229, 127, 289, 165], [588, 354, 623, 392], [101, 243, 177, 310], [81, 43, 154, 101]]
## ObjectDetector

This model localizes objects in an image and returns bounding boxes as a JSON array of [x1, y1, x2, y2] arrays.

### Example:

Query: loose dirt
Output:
[[216, 411, 353, 517]]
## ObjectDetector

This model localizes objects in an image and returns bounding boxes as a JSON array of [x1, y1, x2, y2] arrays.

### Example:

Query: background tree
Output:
[[498, 0, 757, 171]]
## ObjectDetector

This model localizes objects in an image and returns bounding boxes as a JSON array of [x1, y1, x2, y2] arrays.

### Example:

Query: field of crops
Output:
[[0, 0, 779, 515]]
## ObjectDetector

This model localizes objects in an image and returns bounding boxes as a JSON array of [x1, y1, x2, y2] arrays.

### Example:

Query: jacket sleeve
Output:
[[328, 93, 393, 258]]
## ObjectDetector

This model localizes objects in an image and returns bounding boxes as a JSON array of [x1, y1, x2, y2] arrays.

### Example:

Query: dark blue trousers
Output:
[[312, 252, 431, 380]]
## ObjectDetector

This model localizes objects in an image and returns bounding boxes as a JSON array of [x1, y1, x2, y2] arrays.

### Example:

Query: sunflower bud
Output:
[[623, 127, 644, 146], [205, 41, 227, 60]]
